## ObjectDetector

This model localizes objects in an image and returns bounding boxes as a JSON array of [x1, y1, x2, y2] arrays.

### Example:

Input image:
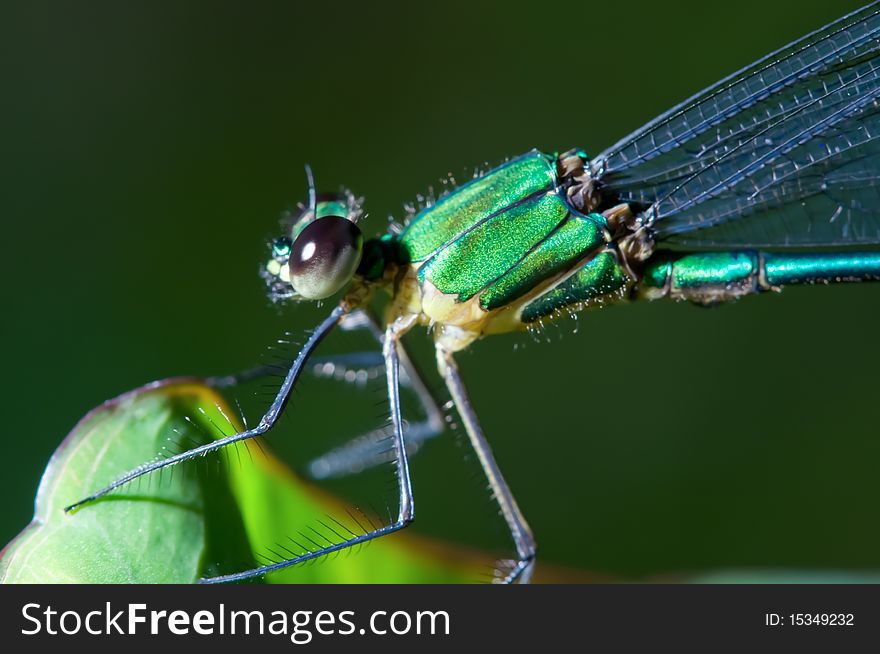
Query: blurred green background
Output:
[[2, 0, 878, 581]]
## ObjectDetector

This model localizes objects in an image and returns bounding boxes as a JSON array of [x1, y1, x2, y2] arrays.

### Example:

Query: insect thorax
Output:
[[358, 149, 650, 350]]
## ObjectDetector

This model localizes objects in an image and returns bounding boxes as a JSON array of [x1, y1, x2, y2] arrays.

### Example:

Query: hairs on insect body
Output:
[[397, 158, 501, 229]]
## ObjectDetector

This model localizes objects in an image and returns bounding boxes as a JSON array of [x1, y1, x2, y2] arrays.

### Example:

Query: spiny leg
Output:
[[64, 303, 349, 513], [205, 362, 292, 389], [339, 311, 444, 427], [436, 347, 536, 584], [205, 310, 385, 389], [307, 310, 445, 479], [200, 316, 416, 583], [308, 352, 385, 385], [201, 307, 443, 479]]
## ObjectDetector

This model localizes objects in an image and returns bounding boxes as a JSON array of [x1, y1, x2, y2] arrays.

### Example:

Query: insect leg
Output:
[[306, 310, 445, 479], [199, 316, 416, 583], [436, 346, 536, 584], [202, 307, 443, 479], [307, 351, 386, 385], [205, 362, 293, 389], [64, 303, 349, 513], [205, 311, 385, 389]]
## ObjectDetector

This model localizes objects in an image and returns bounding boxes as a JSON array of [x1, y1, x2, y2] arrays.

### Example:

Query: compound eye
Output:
[[288, 215, 363, 300]]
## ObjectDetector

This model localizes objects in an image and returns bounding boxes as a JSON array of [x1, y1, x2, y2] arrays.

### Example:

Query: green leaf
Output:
[[0, 381, 239, 583], [1, 379, 578, 583], [0, 380, 498, 583], [229, 445, 499, 583]]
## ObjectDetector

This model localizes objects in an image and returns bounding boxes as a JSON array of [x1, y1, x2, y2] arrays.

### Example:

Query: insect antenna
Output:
[[304, 163, 317, 217]]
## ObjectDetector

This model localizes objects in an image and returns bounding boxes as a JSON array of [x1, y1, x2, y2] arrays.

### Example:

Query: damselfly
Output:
[[66, 2, 880, 583]]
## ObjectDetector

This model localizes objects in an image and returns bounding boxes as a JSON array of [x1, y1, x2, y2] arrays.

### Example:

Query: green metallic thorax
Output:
[[388, 150, 628, 330]]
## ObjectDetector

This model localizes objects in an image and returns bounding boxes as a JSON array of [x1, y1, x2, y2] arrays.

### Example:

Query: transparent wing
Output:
[[593, 2, 880, 248]]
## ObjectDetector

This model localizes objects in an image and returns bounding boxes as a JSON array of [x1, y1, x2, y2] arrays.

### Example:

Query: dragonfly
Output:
[[66, 2, 880, 583]]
